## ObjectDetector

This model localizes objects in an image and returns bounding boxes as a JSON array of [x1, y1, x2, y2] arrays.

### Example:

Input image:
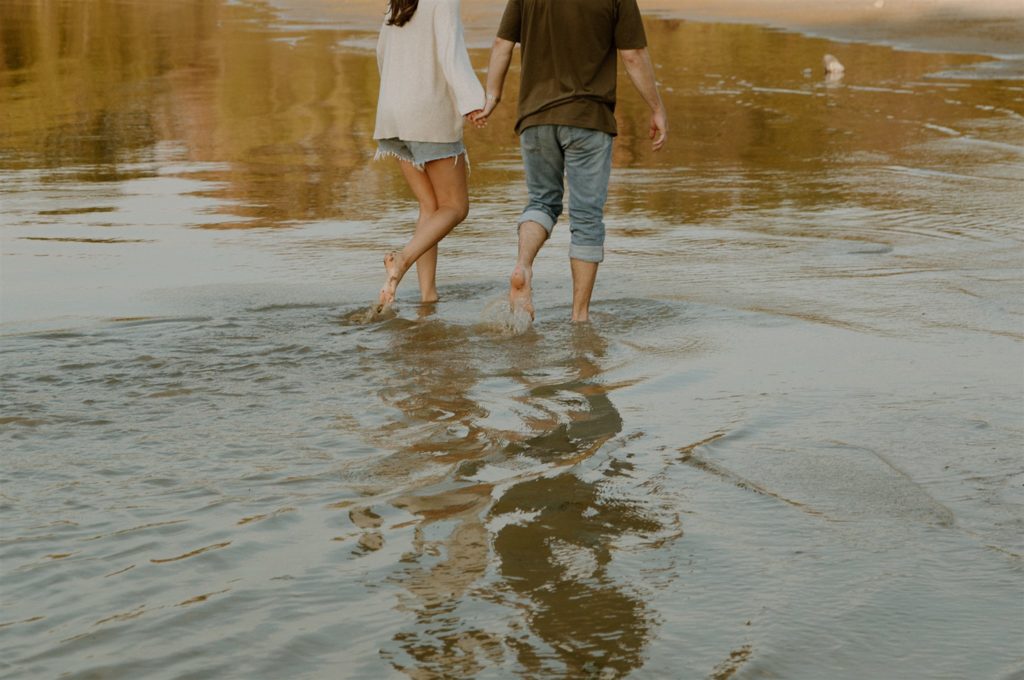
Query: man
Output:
[[478, 0, 667, 322]]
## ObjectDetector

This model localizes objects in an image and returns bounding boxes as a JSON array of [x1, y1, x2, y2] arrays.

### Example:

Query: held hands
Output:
[[465, 93, 500, 129], [480, 92, 500, 119]]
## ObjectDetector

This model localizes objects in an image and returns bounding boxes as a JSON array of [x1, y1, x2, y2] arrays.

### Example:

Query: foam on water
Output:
[[478, 297, 534, 336]]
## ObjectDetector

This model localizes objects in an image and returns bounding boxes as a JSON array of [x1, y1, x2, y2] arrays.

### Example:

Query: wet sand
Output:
[[273, 0, 1024, 56], [643, 0, 1024, 57], [2, 1, 1023, 678]]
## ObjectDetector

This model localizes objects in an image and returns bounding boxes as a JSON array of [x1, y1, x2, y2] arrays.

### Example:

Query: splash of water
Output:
[[339, 303, 398, 325], [479, 297, 533, 336]]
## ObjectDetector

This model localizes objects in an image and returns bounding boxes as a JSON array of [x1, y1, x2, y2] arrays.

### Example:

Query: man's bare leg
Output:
[[510, 221, 547, 319], [570, 258, 598, 322]]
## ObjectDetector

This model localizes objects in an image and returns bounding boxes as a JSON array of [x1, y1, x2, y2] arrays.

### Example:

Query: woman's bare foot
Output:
[[509, 264, 535, 320], [378, 250, 403, 311]]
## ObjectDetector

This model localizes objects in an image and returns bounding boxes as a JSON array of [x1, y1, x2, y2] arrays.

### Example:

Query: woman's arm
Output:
[[434, 0, 485, 116]]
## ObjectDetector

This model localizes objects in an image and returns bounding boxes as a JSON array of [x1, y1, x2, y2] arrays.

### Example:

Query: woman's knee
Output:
[[436, 188, 469, 223], [418, 200, 439, 218], [444, 199, 469, 224]]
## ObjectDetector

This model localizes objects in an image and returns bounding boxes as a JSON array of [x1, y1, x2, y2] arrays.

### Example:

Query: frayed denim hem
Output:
[[373, 146, 423, 170], [373, 143, 470, 175]]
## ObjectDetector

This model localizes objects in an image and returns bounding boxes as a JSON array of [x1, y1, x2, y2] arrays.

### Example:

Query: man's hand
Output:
[[649, 108, 668, 152], [468, 93, 500, 128], [620, 47, 668, 152], [481, 93, 500, 119]]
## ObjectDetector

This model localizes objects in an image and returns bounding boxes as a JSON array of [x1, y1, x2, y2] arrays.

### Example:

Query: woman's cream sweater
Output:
[[373, 0, 484, 143]]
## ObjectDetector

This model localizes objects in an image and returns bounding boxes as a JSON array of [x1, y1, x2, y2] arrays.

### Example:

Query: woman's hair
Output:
[[386, 0, 419, 27]]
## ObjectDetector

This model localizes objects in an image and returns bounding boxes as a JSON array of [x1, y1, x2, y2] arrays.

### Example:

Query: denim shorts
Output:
[[375, 138, 466, 171], [518, 125, 613, 263]]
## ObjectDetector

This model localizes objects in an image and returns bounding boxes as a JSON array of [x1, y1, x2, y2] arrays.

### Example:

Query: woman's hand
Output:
[[466, 93, 500, 129], [465, 109, 487, 129]]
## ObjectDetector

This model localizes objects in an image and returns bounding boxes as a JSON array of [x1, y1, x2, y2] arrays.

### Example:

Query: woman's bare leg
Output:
[[416, 247, 439, 303], [398, 161, 440, 303], [380, 155, 469, 308]]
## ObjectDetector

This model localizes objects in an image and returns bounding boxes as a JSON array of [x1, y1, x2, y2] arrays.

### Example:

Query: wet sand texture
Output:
[[1, 1, 1022, 679]]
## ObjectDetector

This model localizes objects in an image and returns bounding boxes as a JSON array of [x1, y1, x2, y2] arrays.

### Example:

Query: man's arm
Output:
[[478, 37, 516, 121], [619, 47, 668, 151]]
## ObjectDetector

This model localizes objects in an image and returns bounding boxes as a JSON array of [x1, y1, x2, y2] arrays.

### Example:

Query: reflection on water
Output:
[[2, 1, 1023, 679], [2, 0, 1021, 231], [2, 0, 1022, 334], [375, 328, 662, 678], [485, 343, 657, 678], [0, 0, 379, 226]]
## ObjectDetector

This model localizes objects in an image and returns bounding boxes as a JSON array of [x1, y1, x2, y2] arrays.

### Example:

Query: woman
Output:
[[373, 0, 485, 310]]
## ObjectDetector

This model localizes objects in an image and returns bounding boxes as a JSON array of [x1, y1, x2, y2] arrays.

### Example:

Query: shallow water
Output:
[[1, 1, 1023, 678]]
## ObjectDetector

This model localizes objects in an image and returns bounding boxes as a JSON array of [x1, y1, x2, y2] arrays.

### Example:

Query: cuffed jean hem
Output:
[[569, 243, 605, 263], [517, 208, 556, 235]]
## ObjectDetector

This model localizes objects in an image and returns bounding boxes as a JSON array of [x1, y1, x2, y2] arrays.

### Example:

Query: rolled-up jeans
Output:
[[518, 125, 613, 263]]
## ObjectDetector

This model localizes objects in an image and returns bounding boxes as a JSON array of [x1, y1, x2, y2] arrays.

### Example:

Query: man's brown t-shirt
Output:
[[497, 0, 647, 136]]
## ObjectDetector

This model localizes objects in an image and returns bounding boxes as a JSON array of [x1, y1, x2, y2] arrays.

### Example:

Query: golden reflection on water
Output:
[[2, 0, 1019, 231], [1, 0, 380, 225]]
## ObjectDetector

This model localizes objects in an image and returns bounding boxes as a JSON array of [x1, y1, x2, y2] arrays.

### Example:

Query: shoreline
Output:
[[271, 0, 1024, 58], [640, 0, 1024, 58]]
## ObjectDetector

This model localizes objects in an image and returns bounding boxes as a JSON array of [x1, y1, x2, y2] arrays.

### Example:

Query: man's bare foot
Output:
[[378, 250, 403, 311], [509, 264, 535, 320]]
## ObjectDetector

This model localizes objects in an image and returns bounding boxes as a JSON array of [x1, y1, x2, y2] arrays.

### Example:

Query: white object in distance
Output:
[[823, 54, 845, 75]]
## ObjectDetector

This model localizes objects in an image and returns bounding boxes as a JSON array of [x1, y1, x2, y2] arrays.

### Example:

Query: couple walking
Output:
[[374, 0, 667, 322]]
